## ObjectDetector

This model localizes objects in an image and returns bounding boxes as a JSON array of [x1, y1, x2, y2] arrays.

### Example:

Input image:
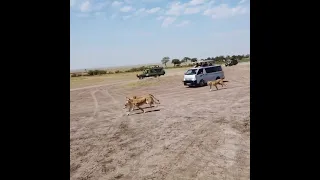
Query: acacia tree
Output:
[[182, 57, 190, 64], [161, 57, 170, 67], [191, 58, 198, 62], [171, 59, 181, 67]]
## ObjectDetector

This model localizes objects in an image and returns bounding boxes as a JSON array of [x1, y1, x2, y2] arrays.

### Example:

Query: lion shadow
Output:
[[133, 109, 161, 115]]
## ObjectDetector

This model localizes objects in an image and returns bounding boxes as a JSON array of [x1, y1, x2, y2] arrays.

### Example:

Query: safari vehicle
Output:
[[225, 59, 238, 66], [136, 65, 166, 79], [182, 65, 225, 87]]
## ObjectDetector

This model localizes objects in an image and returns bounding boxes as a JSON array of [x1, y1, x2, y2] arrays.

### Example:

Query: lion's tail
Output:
[[223, 80, 229, 82]]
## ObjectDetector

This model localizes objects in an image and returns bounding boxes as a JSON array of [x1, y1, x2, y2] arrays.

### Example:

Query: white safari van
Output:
[[183, 65, 225, 87]]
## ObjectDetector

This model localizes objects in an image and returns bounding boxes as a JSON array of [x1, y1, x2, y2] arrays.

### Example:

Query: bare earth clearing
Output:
[[70, 62, 250, 180]]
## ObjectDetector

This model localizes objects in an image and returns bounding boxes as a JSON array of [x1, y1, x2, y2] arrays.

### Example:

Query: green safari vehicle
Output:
[[136, 65, 166, 79]]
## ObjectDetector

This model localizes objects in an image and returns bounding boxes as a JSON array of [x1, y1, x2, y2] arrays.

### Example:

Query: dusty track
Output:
[[70, 62, 250, 180]]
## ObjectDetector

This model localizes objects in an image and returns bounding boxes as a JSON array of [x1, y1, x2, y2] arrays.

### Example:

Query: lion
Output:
[[123, 94, 160, 116], [207, 78, 229, 91]]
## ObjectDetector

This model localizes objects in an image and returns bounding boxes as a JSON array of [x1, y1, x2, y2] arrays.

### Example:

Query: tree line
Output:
[[70, 54, 250, 77], [161, 54, 250, 67]]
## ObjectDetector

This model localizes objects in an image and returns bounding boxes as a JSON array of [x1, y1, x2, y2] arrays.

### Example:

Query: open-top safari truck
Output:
[[225, 59, 239, 66], [136, 65, 166, 79]]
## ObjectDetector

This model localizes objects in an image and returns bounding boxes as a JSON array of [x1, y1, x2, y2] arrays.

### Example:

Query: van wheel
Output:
[[199, 80, 205, 87], [216, 77, 220, 80]]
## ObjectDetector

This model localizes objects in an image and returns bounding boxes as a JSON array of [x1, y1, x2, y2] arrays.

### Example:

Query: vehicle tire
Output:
[[216, 77, 220, 80], [199, 80, 205, 87]]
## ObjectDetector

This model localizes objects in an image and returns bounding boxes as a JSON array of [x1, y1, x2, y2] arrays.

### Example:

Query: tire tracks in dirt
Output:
[[71, 88, 125, 180], [90, 90, 99, 118]]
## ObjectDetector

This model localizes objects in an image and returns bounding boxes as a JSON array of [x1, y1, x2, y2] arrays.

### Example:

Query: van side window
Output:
[[197, 69, 203, 75], [205, 67, 214, 73], [212, 66, 222, 72]]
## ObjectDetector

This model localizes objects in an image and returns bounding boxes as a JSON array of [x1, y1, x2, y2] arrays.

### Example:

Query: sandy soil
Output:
[[70, 62, 250, 180]]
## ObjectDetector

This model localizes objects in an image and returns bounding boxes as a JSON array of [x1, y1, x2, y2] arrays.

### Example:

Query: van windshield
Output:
[[185, 69, 197, 75]]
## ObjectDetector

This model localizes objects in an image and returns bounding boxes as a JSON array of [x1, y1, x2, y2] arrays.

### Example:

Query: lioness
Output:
[[123, 94, 160, 115], [131, 94, 160, 106], [207, 78, 229, 91]]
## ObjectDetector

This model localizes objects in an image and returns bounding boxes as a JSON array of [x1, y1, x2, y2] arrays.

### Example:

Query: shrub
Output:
[[87, 69, 107, 76]]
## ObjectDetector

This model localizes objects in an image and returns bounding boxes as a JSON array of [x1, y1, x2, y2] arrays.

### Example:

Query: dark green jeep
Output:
[[136, 65, 166, 79]]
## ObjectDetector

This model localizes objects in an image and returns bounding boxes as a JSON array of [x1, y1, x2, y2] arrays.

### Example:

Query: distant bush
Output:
[[124, 66, 146, 73], [88, 70, 107, 76]]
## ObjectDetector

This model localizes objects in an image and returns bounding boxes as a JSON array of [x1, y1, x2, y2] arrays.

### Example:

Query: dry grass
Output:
[[125, 78, 161, 88], [70, 71, 143, 89]]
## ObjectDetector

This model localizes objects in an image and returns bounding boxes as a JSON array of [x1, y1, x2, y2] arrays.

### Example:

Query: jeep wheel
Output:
[[216, 77, 220, 80]]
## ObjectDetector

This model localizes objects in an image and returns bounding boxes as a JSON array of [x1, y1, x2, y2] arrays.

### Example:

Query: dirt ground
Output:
[[70, 62, 250, 180]]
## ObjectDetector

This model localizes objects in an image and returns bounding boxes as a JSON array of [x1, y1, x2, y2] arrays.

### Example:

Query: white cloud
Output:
[[132, 7, 161, 17], [238, 0, 247, 4], [146, 7, 161, 14], [161, 17, 177, 27], [135, 8, 146, 14], [112, 1, 123, 7], [80, 1, 91, 12], [120, 6, 133, 12], [142, 0, 163, 2], [184, 7, 201, 14], [73, 0, 108, 13], [176, 20, 190, 27], [203, 4, 247, 19], [188, 0, 206, 6], [156, 16, 164, 20], [166, 2, 185, 16], [124, 0, 133, 4], [165, 0, 210, 16], [122, 15, 132, 20], [93, 2, 109, 11]]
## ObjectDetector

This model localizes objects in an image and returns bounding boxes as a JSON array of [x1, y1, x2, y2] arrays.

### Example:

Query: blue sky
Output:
[[70, 0, 250, 70]]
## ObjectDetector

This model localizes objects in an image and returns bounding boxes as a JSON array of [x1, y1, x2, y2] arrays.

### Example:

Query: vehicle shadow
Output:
[[186, 85, 208, 88]]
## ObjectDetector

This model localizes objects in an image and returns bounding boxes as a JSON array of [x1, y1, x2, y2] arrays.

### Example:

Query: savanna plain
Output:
[[70, 62, 250, 180]]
